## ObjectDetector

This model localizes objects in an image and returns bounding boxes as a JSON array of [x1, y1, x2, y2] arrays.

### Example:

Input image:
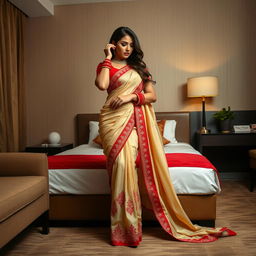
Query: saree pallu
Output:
[[99, 66, 236, 246]]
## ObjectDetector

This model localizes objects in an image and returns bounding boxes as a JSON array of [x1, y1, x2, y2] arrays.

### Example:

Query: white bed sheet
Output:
[[49, 143, 221, 195]]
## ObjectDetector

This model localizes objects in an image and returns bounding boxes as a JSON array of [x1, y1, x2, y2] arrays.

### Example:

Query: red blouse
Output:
[[96, 62, 128, 79], [96, 62, 153, 86]]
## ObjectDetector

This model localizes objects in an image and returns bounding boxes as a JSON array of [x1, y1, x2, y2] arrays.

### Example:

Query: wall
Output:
[[23, 0, 256, 145]]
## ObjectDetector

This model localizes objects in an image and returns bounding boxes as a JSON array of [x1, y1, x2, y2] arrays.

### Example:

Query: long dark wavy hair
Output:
[[109, 27, 155, 84]]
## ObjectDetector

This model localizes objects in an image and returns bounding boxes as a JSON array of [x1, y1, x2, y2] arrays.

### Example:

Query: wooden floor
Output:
[[1, 180, 256, 256]]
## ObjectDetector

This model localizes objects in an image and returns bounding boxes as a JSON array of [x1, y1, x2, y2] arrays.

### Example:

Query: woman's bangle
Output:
[[134, 92, 145, 106], [139, 93, 145, 105], [133, 93, 139, 104], [101, 66, 111, 70], [101, 59, 112, 70], [103, 58, 111, 64]]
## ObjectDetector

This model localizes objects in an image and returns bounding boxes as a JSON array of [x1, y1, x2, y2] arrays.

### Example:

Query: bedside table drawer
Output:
[[198, 133, 256, 148]]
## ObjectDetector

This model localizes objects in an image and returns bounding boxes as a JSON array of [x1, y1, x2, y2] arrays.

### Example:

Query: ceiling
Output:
[[9, 0, 133, 17]]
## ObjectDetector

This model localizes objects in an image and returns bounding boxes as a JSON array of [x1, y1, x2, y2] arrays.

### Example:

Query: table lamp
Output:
[[187, 76, 219, 134]]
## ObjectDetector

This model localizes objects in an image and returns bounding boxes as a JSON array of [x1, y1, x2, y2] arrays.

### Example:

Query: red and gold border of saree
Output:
[[108, 66, 131, 94], [134, 105, 236, 243], [106, 68, 143, 176], [106, 113, 135, 177]]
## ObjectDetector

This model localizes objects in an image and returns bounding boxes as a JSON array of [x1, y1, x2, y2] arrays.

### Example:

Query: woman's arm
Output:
[[109, 81, 156, 109], [95, 59, 111, 91], [143, 81, 157, 104], [95, 44, 116, 91]]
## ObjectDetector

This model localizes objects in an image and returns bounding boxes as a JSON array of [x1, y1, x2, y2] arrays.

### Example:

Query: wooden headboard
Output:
[[76, 112, 190, 146]]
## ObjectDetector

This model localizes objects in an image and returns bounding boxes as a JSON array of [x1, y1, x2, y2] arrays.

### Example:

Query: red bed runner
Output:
[[48, 153, 217, 173], [166, 153, 217, 171], [48, 155, 107, 169]]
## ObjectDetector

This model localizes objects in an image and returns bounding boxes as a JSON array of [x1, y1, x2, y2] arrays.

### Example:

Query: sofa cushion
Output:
[[0, 176, 47, 222]]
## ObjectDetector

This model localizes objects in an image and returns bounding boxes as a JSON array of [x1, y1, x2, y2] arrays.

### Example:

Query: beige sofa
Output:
[[0, 153, 49, 248]]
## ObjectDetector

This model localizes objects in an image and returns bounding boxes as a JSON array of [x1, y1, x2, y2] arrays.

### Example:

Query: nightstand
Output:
[[25, 143, 73, 156], [196, 133, 256, 191], [196, 132, 256, 153]]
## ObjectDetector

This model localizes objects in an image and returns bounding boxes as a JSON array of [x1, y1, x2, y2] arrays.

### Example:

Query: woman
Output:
[[95, 27, 236, 247]]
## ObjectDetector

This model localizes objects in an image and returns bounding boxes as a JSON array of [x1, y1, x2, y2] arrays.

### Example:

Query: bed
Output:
[[48, 112, 219, 227]]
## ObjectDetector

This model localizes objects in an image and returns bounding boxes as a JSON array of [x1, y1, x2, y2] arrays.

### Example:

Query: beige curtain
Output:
[[0, 0, 26, 152]]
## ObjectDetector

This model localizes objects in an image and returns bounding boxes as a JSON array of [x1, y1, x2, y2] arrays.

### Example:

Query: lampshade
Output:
[[187, 76, 218, 98]]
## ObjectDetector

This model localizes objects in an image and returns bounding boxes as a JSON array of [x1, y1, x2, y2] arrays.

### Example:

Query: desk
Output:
[[197, 133, 256, 153]]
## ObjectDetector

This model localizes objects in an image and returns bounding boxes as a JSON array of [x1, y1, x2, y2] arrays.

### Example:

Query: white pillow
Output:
[[88, 121, 100, 145], [163, 120, 177, 143]]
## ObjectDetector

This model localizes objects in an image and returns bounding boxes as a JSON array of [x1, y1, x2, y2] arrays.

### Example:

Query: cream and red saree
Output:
[[99, 66, 236, 246]]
